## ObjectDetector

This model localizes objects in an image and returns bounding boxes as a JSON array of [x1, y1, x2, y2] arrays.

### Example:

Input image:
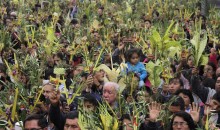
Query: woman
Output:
[[170, 111, 197, 130], [175, 89, 194, 112], [202, 62, 216, 89]]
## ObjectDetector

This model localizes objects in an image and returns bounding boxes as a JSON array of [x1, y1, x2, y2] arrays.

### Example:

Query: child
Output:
[[126, 48, 147, 88]]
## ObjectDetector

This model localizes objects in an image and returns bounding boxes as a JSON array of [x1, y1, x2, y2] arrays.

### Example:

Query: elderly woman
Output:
[[102, 82, 119, 109]]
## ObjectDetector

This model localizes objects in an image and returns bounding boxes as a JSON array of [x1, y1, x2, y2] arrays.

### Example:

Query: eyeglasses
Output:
[[172, 121, 188, 127]]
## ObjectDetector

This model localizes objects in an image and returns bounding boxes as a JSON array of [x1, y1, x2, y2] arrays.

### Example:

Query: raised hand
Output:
[[148, 102, 161, 122], [49, 89, 60, 106], [189, 102, 200, 123], [85, 75, 93, 87]]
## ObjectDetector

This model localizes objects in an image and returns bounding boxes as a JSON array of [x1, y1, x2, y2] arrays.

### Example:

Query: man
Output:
[[102, 82, 119, 109], [64, 112, 80, 130], [42, 83, 57, 99], [84, 70, 104, 100], [24, 114, 48, 130], [49, 89, 98, 130], [203, 92, 220, 128]]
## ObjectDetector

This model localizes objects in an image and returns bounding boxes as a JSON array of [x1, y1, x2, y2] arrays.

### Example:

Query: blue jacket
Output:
[[126, 62, 147, 81]]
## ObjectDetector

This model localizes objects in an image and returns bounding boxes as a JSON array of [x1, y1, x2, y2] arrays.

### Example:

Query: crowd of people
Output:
[[0, 0, 220, 130]]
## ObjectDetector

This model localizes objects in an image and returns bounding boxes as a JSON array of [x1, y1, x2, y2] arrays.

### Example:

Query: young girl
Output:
[[126, 48, 147, 88]]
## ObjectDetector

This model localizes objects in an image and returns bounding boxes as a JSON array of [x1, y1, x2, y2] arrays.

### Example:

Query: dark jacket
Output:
[[190, 75, 216, 103], [140, 121, 164, 130], [49, 104, 66, 130]]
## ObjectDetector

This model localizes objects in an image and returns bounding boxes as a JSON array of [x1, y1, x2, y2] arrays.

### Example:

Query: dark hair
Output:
[[170, 111, 196, 130], [170, 64, 176, 74], [54, 52, 64, 61], [144, 19, 152, 24], [64, 111, 79, 124], [98, 6, 104, 10], [24, 114, 48, 129], [152, 10, 159, 17], [126, 48, 141, 62], [121, 114, 131, 121], [119, 114, 132, 130], [170, 96, 185, 111], [212, 92, 220, 103], [71, 19, 78, 25], [83, 93, 98, 107], [175, 89, 194, 104], [169, 77, 184, 87], [207, 62, 217, 73], [60, 94, 67, 106]]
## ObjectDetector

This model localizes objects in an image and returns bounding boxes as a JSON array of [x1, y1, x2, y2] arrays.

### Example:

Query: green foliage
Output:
[[190, 20, 208, 67], [146, 60, 163, 88], [149, 21, 181, 59]]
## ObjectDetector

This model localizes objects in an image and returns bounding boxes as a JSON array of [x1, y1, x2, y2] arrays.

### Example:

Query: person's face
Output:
[[61, 102, 70, 114], [169, 106, 181, 114], [98, 9, 103, 16], [145, 21, 151, 29], [216, 68, 220, 76], [93, 32, 100, 41], [64, 119, 81, 130], [43, 84, 54, 99], [94, 71, 104, 82], [178, 93, 191, 107], [137, 91, 150, 102], [188, 20, 194, 30], [126, 95, 133, 103], [215, 77, 220, 93], [21, 44, 26, 50], [203, 65, 214, 78], [168, 79, 182, 94], [162, 83, 169, 93], [209, 99, 220, 112], [24, 120, 47, 130], [73, 66, 84, 76], [102, 85, 117, 105], [122, 119, 133, 130], [211, 48, 216, 55], [84, 101, 95, 112], [172, 116, 190, 130], [47, 57, 54, 67], [130, 53, 139, 65], [54, 55, 61, 65], [7, 22, 14, 31], [187, 57, 194, 68]]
